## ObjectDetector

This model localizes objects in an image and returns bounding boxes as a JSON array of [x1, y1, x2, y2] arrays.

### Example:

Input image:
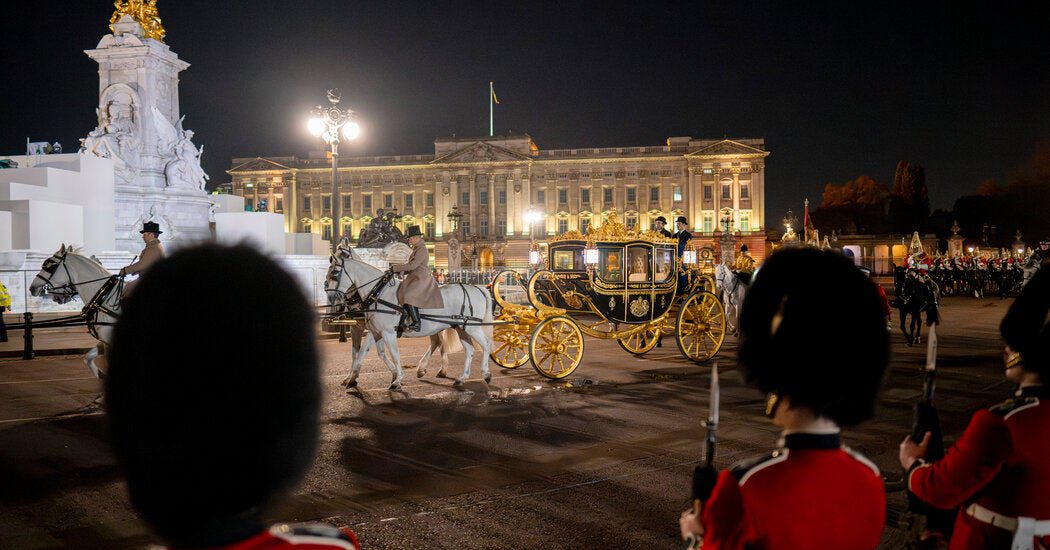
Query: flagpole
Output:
[[489, 81, 494, 137]]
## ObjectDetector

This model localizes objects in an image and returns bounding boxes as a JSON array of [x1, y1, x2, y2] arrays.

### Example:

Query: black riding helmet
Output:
[[738, 248, 890, 426], [1001, 268, 1050, 378]]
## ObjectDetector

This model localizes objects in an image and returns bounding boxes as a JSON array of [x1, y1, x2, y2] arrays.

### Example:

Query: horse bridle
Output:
[[325, 253, 388, 311], [35, 251, 116, 300]]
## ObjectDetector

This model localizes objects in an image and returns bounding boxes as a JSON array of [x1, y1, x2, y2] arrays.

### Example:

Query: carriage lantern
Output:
[[583, 238, 600, 268], [529, 241, 543, 267], [682, 243, 698, 265]]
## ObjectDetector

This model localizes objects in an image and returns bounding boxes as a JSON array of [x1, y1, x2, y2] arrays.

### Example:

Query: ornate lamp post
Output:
[[524, 209, 544, 268], [446, 205, 463, 235], [308, 89, 361, 251]]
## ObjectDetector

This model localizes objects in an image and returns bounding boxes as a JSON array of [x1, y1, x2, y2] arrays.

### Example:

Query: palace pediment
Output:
[[431, 142, 531, 164], [228, 157, 294, 173], [686, 140, 768, 158]]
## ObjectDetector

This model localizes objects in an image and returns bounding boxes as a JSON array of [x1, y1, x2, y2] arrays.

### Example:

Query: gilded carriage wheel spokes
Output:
[[529, 316, 584, 379], [617, 322, 662, 355], [676, 291, 726, 364], [491, 325, 530, 369]]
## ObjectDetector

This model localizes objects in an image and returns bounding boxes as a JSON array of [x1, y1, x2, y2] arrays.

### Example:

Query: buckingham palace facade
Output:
[[227, 134, 769, 267]]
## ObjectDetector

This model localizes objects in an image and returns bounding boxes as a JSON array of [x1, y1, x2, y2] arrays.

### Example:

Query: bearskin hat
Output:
[[738, 248, 889, 426], [106, 244, 320, 544], [1001, 267, 1050, 379]]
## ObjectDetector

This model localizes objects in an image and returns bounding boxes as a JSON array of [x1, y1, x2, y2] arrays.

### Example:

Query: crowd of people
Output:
[[97, 238, 1048, 549]]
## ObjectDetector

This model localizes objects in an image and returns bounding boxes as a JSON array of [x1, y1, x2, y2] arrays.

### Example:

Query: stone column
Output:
[[488, 172, 496, 237], [520, 172, 531, 236], [288, 172, 298, 233]]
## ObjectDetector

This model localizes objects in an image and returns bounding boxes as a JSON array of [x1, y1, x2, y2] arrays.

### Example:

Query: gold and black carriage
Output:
[[490, 210, 727, 379]]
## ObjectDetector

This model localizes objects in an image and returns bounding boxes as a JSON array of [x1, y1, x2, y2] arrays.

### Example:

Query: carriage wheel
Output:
[[529, 316, 584, 379], [490, 325, 531, 369], [676, 291, 726, 363], [616, 321, 662, 355]]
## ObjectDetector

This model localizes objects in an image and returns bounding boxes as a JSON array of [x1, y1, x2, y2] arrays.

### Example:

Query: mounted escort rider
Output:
[[730, 243, 757, 285], [119, 221, 166, 295], [389, 225, 443, 335]]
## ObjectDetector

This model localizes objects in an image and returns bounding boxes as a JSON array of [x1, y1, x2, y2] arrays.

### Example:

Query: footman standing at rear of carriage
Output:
[[899, 268, 1050, 550], [674, 216, 692, 295], [680, 248, 889, 550], [391, 225, 444, 333]]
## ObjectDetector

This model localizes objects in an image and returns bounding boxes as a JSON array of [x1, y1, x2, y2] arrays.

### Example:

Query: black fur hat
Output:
[[1001, 267, 1050, 379], [738, 247, 889, 426], [106, 244, 320, 545]]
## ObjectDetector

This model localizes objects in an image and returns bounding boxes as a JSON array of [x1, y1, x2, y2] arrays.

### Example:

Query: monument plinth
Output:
[[81, 9, 212, 253]]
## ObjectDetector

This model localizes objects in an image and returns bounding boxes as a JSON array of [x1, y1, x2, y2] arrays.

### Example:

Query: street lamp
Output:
[[308, 88, 360, 251], [525, 208, 544, 268], [446, 205, 463, 235]]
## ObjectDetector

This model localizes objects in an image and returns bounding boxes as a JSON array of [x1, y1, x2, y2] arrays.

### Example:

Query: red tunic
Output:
[[908, 385, 1050, 549], [700, 431, 885, 549], [173, 523, 361, 550]]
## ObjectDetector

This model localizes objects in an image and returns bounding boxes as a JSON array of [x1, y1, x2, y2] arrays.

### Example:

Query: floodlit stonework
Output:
[[228, 135, 769, 267]]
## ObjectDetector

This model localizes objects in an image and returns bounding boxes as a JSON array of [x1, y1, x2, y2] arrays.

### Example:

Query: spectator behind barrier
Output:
[[106, 244, 359, 549]]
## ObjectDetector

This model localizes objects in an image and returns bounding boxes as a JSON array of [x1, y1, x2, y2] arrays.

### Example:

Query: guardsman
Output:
[[653, 216, 673, 238], [390, 225, 444, 333], [0, 279, 10, 342], [900, 268, 1050, 550], [120, 221, 166, 294], [680, 248, 889, 549]]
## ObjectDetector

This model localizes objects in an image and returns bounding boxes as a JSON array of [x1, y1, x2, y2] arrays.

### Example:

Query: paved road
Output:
[[0, 297, 1016, 549]]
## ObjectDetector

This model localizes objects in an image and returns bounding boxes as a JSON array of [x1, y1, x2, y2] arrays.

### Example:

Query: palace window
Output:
[[537, 190, 545, 204], [275, 196, 284, 213], [626, 214, 638, 230], [303, 196, 312, 211], [480, 219, 489, 237], [650, 187, 659, 202], [603, 187, 614, 204], [580, 216, 591, 234], [462, 191, 470, 205], [425, 222, 435, 240], [740, 212, 751, 232], [342, 195, 351, 211], [558, 189, 568, 205], [322, 195, 332, 213], [461, 220, 471, 235], [581, 188, 590, 205], [426, 191, 434, 207], [626, 187, 637, 203], [558, 218, 569, 234], [362, 194, 372, 211], [650, 171, 660, 177], [497, 219, 507, 235], [303, 221, 312, 233], [673, 186, 682, 202], [704, 185, 713, 201], [322, 224, 333, 241], [498, 189, 506, 205], [405, 193, 414, 209], [703, 213, 714, 234], [384, 194, 393, 209], [721, 183, 732, 200], [480, 190, 488, 205], [740, 183, 750, 200], [703, 168, 713, 174]]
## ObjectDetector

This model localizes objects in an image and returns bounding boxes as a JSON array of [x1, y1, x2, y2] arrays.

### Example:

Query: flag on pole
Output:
[[489, 81, 499, 137], [490, 82, 500, 104]]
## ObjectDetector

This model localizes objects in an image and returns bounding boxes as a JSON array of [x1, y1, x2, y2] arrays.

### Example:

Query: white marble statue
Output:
[[448, 237, 462, 271], [81, 99, 139, 182], [151, 106, 209, 190]]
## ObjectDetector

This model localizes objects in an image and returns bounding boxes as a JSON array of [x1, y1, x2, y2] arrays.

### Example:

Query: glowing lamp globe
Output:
[[682, 250, 698, 265], [342, 121, 361, 140], [529, 249, 542, 266], [584, 247, 599, 266], [307, 118, 326, 137]]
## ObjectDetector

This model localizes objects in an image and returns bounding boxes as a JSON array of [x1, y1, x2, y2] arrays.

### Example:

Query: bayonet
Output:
[[686, 364, 720, 550]]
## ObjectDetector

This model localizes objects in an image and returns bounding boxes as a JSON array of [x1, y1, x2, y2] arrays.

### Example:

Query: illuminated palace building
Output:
[[227, 135, 769, 267]]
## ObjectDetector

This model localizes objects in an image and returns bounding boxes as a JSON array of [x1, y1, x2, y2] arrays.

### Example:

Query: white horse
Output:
[[325, 245, 461, 384], [328, 249, 494, 390], [28, 245, 120, 378], [715, 263, 749, 335]]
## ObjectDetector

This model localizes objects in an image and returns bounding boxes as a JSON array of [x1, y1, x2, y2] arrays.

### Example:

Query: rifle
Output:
[[686, 364, 720, 550]]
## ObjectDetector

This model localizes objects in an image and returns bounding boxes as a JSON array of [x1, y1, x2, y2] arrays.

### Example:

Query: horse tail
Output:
[[926, 305, 939, 326]]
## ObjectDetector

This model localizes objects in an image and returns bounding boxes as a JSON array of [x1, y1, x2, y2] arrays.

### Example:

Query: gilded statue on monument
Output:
[[110, 0, 165, 42]]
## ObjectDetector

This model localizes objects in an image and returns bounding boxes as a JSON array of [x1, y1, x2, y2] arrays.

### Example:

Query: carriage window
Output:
[[553, 250, 582, 271], [654, 249, 673, 282], [599, 250, 623, 282], [627, 247, 651, 283]]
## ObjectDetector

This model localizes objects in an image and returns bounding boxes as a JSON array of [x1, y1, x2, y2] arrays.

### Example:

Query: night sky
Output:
[[2, 1, 1047, 220]]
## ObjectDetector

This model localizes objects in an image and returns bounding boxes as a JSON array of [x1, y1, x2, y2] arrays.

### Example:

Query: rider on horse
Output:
[[119, 221, 166, 296], [389, 225, 443, 335], [730, 244, 757, 285]]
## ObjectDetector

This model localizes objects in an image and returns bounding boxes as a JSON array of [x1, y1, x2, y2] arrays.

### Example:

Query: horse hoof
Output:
[[389, 381, 403, 391], [453, 379, 465, 388], [484, 373, 492, 383], [345, 379, 358, 388], [417, 368, 427, 378], [437, 370, 448, 379]]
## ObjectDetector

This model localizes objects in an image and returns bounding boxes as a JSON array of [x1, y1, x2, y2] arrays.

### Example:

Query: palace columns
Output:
[[488, 172, 496, 236]]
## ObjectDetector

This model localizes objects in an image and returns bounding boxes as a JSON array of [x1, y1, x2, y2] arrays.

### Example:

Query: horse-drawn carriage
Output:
[[489, 211, 727, 379]]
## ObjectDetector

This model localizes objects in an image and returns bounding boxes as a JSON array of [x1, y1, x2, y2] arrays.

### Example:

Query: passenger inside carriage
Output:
[[602, 251, 623, 282], [629, 253, 649, 282]]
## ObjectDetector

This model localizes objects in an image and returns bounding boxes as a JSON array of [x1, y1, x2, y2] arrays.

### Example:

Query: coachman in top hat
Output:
[[120, 221, 166, 294], [390, 225, 443, 334]]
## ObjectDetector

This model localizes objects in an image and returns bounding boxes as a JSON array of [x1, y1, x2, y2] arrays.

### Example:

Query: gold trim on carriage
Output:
[[490, 209, 727, 379]]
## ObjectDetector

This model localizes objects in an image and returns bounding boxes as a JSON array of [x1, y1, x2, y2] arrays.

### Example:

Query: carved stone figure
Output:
[[151, 106, 209, 190], [81, 99, 139, 183], [447, 237, 462, 271], [356, 209, 406, 248]]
